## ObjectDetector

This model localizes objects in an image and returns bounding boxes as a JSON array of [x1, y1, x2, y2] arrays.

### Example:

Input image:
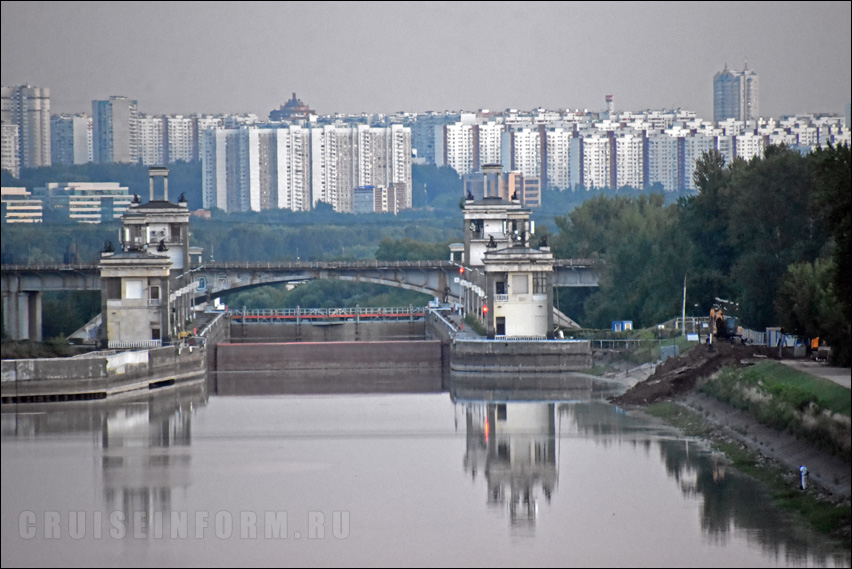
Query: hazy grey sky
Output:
[[2, 1, 850, 120]]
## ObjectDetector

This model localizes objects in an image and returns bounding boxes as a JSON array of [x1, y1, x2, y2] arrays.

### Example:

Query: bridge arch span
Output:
[[192, 262, 457, 304], [201, 274, 440, 302]]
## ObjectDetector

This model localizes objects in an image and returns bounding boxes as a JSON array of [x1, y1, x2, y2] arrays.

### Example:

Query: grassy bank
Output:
[[647, 401, 851, 538], [699, 361, 851, 461]]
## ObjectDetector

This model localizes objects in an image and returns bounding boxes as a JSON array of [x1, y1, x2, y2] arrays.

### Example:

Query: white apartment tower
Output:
[[1, 84, 51, 168], [544, 127, 573, 191], [647, 133, 679, 191], [203, 125, 410, 214], [138, 114, 165, 166], [1, 123, 20, 177], [203, 126, 312, 213], [164, 115, 194, 163], [616, 133, 644, 189], [92, 96, 139, 163], [581, 134, 611, 189]]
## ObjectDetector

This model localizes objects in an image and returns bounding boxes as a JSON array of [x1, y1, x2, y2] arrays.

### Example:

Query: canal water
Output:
[[1, 373, 848, 567]]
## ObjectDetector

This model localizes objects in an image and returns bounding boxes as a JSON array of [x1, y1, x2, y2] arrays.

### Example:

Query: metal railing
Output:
[[230, 306, 427, 323], [1, 258, 599, 273], [107, 339, 162, 349]]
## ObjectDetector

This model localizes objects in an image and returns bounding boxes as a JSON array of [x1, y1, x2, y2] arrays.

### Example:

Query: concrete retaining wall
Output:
[[1, 344, 206, 403], [425, 311, 455, 386], [229, 321, 426, 343], [216, 340, 443, 395], [450, 339, 593, 374], [200, 313, 231, 373]]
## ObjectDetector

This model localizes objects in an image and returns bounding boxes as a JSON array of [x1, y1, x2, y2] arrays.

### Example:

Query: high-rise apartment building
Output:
[[202, 124, 411, 214], [1, 84, 51, 168], [203, 126, 313, 213], [51, 114, 92, 165], [580, 134, 611, 189], [501, 128, 542, 179], [713, 62, 759, 125], [92, 96, 139, 163], [615, 133, 644, 189], [138, 114, 165, 166], [544, 127, 575, 191], [164, 115, 194, 163], [1, 123, 20, 177], [647, 133, 679, 191]]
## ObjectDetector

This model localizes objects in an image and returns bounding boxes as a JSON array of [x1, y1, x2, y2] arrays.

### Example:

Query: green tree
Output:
[[677, 149, 739, 314], [775, 260, 836, 339], [553, 194, 687, 328], [808, 142, 851, 364], [374, 237, 448, 261], [726, 146, 825, 327]]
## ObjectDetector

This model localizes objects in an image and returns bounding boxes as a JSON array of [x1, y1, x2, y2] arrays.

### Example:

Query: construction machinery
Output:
[[710, 298, 743, 343]]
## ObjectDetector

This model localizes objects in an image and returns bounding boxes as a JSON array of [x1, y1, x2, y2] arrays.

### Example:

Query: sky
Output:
[[2, 1, 850, 121]]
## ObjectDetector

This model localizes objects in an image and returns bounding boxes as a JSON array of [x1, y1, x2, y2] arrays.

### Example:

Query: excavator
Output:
[[709, 298, 743, 343]]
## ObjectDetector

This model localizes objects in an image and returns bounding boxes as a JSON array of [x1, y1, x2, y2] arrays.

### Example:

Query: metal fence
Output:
[[230, 306, 427, 323]]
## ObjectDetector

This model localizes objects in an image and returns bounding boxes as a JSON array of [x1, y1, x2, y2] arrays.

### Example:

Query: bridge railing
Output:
[[1, 258, 598, 273], [230, 306, 428, 323], [107, 339, 162, 349], [200, 260, 460, 271], [0, 263, 100, 271]]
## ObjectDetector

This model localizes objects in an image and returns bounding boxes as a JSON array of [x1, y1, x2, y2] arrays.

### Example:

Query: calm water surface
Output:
[[1, 376, 848, 567]]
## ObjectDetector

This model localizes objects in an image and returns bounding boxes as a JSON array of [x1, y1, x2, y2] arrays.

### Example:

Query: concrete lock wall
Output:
[[1, 344, 206, 403], [200, 313, 231, 373], [215, 341, 444, 395], [450, 339, 593, 373], [218, 341, 441, 372], [229, 321, 426, 343]]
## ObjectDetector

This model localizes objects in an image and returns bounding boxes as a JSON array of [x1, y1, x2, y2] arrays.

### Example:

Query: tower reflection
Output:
[[463, 400, 558, 528]]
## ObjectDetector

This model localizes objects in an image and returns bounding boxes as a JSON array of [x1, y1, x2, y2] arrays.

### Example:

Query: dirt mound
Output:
[[610, 342, 776, 406]]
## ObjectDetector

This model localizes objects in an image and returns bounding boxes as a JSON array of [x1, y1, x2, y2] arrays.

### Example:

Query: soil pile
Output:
[[610, 342, 776, 406]]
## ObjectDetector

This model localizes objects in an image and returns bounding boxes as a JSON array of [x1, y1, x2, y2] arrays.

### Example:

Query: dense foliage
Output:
[[552, 143, 850, 365]]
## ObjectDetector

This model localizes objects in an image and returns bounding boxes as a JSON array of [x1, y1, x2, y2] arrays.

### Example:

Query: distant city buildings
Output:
[[1, 186, 43, 223], [51, 114, 92, 165], [269, 93, 314, 123], [2, 81, 851, 215], [35, 182, 133, 223], [93, 96, 139, 164], [1, 181, 133, 224], [1, 123, 20, 177], [463, 168, 541, 208], [352, 183, 408, 214], [714, 62, 759, 125], [1, 84, 51, 168], [202, 123, 412, 214], [430, 107, 848, 193]]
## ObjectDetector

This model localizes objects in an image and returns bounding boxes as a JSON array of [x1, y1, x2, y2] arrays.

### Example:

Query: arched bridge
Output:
[[191, 259, 597, 300], [1, 260, 599, 339]]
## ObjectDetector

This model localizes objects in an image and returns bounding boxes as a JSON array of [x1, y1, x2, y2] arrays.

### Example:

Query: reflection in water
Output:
[[562, 399, 849, 567], [2, 381, 207, 539], [2, 371, 848, 567], [463, 402, 557, 528]]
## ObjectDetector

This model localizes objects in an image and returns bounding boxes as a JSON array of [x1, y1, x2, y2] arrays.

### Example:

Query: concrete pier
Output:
[[450, 338, 593, 374], [1, 344, 206, 404]]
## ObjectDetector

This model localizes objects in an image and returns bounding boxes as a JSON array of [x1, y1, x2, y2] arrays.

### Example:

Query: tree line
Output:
[[552, 143, 850, 365]]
